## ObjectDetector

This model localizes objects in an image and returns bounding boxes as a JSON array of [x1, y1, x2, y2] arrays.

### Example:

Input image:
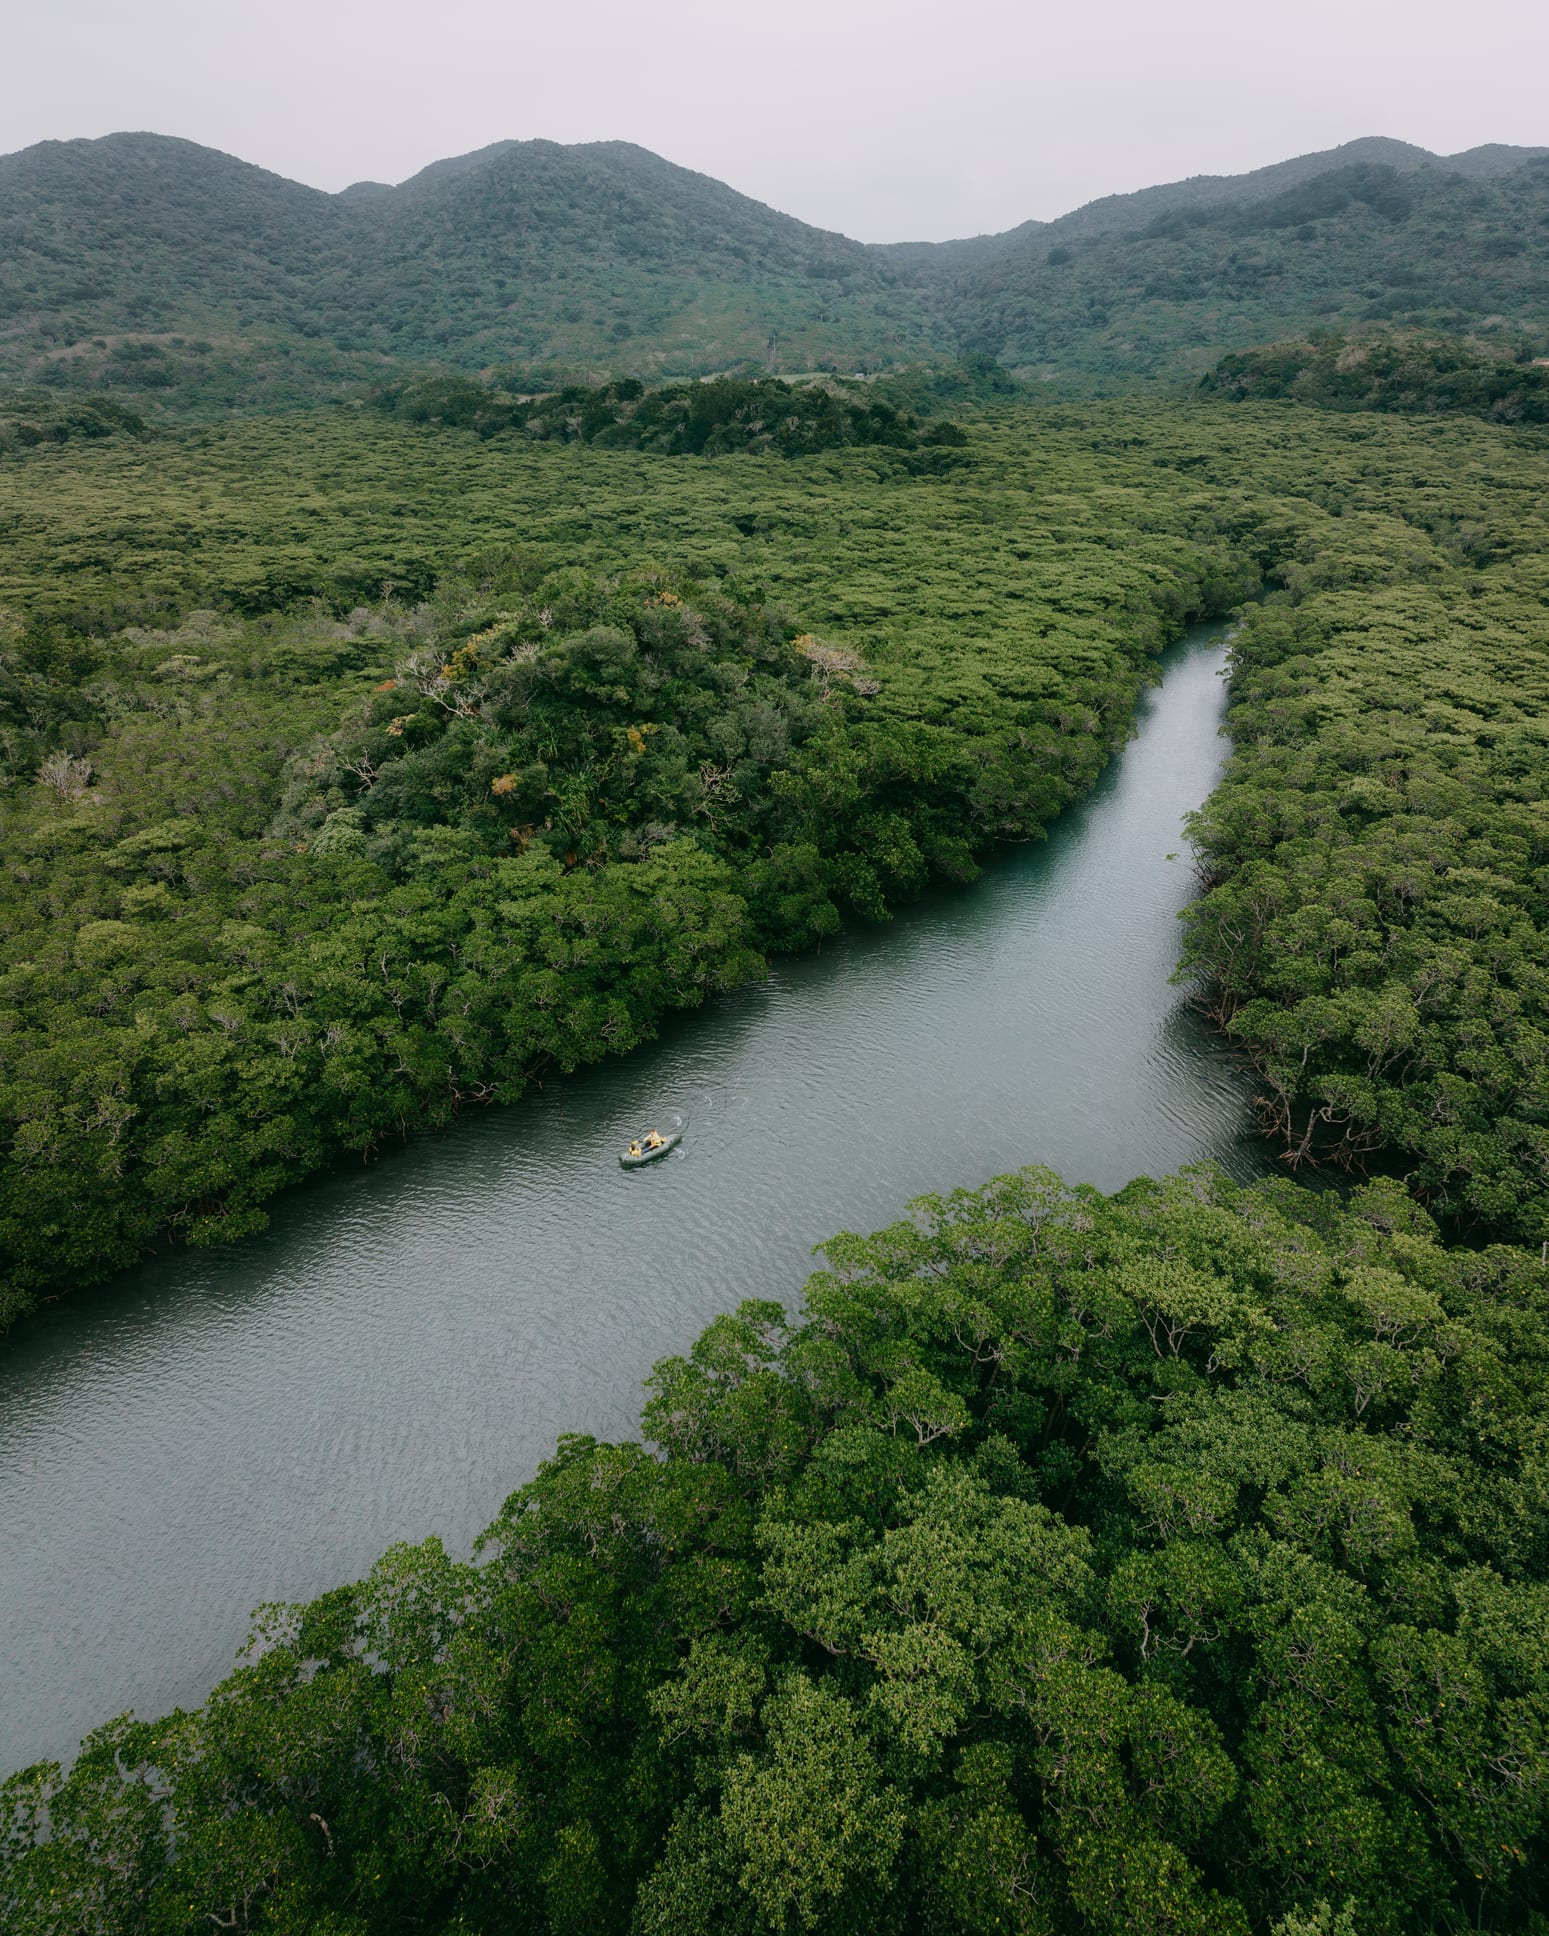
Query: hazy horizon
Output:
[[8, 0, 1548, 243]]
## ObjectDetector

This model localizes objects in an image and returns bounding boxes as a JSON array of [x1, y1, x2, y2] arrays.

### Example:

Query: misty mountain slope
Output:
[[0, 132, 941, 408], [0, 134, 383, 411], [326, 138, 936, 369], [1034, 134, 1549, 242], [935, 150, 1549, 381], [3, 130, 1548, 411], [877, 138, 1548, 267], [0, 132, 343, 323]]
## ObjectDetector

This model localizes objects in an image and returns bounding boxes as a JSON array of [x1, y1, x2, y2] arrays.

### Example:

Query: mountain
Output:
[[0, 133, 935, 410], [0, 135, 373, 412], [930, 139, 1549, 382], [330, 137, 933, 372], [994, 135, 1548, 245], [2, 130, 1547, 412]]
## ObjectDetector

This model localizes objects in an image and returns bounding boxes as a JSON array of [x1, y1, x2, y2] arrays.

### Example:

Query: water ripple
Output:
[[0, 626, 1261, 1774]]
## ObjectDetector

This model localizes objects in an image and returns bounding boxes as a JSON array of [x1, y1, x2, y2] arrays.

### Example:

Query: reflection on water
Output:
[[0, 624, 1262, 1774]]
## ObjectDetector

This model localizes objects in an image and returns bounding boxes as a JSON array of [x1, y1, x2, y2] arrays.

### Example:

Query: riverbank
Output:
[[9, 1147, 1545, 1935], [0, 421, 1265, 1329], [9, 397, 1545, 1319], [0, 625, 1258, 1778], [1178, 498, 1549, 1247]]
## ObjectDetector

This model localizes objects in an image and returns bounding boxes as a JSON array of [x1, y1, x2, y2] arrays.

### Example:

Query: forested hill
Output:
[[0, 133, 933, 409], [991, 134, 1549, 243], [932, 141, 1549, 383], [4, 130, 1549, 411]]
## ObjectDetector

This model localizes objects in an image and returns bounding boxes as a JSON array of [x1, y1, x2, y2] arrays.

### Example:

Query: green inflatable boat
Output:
[[620, 1129, 682, 1168]]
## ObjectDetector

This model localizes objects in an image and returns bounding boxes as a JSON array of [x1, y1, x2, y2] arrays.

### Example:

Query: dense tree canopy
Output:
[[1202, 330, 1549, 421], [3, 393, 1548, 1319], [375, 372, 966, 458], [1179, 564, 1549, 1248], [5, 1162, 1547, 1934], [0, 389, 147, 454], [0, 528, 1234, 1327], [0, 395, 1289, 1326]]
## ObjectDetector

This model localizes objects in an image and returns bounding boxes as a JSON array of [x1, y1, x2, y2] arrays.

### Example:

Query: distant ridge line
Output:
[[2, 127, 1546, 403], [5, 127, 1546, 246]]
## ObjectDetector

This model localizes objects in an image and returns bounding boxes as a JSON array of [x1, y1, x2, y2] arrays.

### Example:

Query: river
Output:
[[0, 622, 1262, 1776]]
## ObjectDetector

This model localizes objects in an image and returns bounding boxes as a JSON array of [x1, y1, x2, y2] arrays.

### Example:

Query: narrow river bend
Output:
[[0, 623, 1262, 1776]]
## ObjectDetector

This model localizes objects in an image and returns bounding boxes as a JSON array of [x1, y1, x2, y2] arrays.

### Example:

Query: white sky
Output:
[[9, 0, 1548, 241]]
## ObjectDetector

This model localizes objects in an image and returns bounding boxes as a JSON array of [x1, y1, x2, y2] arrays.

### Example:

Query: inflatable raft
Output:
[[620, 1130, 682, 1168]]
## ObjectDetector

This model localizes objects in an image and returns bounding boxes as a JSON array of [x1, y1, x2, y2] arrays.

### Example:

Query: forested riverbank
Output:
[[2, 402, 1262, 1329], [0, 624, 1251, 1784], [1178, 463, 1549, 1246], [6, 1161, 1547, 1934], [3, 397, 1548, 1320], [3, 387, 1549, 1926], [0, 453, 1251, 1325]]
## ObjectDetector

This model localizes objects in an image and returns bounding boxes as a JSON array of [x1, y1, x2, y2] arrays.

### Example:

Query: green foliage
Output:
[[0, 398, 1283, 1322], [1179, 548, 1549, 1246], [6, 1163, 1548, 1931], [868, 351, 1029, 413], [375, 372, 956, 458], [934, 148, 1549, 384], [0, 388, 148, 453], [1203, 329, 1549, 421]]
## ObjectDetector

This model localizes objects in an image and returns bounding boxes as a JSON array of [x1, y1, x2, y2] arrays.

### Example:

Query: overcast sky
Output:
[[9, 0, 1547, 241]]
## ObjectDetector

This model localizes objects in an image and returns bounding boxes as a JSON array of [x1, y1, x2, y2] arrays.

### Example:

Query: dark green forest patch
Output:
[[0, 388, 148, 454], [1202, 329, 1549, 422], [374, 371, 969, 459]]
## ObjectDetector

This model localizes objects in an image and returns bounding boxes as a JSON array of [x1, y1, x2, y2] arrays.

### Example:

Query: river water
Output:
[[0, 623, 1263, 1776]]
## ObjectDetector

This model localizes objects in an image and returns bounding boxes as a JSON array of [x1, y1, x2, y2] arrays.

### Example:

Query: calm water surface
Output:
[[0, 624, 1263, 1775]]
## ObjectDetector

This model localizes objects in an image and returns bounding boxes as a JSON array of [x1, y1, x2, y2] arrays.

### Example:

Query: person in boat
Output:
[[628, 1140, 643, 1157], [645, 1128, 664, 1148]]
